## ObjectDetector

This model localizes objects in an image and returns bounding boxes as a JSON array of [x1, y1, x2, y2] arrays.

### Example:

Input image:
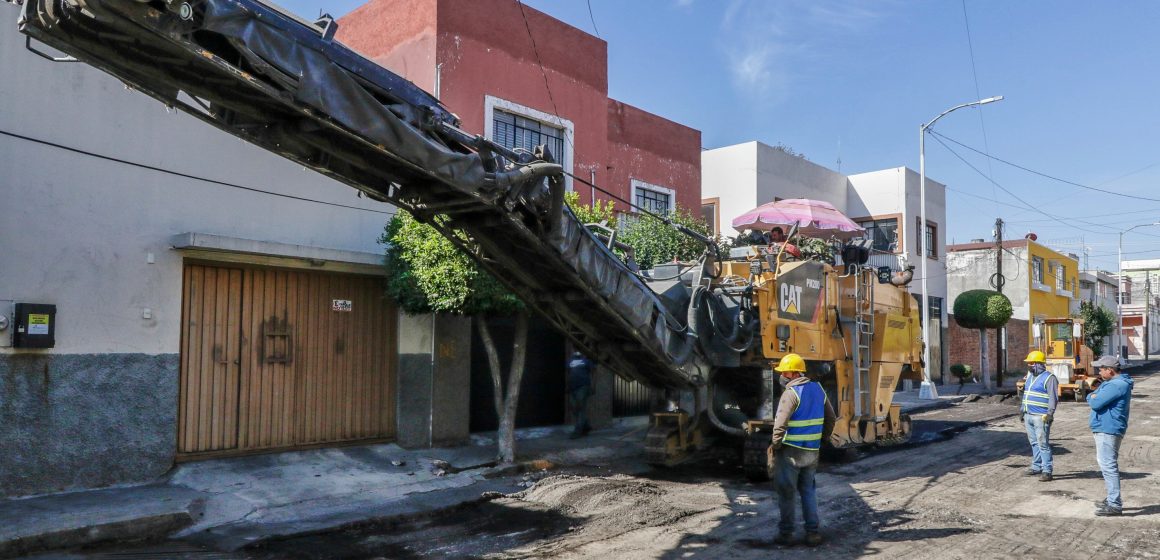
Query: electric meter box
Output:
[[13, 303, 56, 348]]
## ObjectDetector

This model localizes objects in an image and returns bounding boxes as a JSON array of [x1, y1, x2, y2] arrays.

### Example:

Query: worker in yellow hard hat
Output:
[[769, 353, 835, 547], [1021, 350, 1058, 482]]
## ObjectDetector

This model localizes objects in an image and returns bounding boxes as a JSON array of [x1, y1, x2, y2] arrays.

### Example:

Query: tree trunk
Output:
[[477, 312, 530, 465], [980, 329, 993, 390]]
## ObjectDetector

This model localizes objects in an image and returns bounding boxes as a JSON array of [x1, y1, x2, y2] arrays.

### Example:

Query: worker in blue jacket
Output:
[[1087, 355, 1134, 516]]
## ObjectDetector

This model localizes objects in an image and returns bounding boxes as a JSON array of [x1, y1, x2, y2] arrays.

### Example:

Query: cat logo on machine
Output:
[[780, 283, 803, 315], [776, 261, 825, 322]]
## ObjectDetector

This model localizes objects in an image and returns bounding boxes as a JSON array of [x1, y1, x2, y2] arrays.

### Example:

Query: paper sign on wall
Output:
[[332, 299, 352, 312]]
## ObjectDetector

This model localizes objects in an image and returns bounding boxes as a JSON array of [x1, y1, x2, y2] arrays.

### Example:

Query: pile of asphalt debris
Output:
[[960, 393, 1019, 405]]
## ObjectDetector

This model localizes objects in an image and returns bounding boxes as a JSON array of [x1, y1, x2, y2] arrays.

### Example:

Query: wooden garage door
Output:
[[178, 264, 396, 457]]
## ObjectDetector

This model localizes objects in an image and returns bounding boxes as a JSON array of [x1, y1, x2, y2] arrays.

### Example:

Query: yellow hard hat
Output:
[[1024, 350, 1046, 364], [774, 353, 807, 373]]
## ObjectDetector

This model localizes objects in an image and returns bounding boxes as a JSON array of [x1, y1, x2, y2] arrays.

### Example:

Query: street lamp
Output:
[[1117, 222, 1160, 364], [919, 95, 1003, 399]]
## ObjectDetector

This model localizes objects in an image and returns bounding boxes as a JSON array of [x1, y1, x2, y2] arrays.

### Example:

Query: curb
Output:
[[0, 511, 193, 559]]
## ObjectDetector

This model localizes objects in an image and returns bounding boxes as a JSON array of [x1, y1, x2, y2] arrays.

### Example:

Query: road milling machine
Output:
[[14, 0, 924, 479]]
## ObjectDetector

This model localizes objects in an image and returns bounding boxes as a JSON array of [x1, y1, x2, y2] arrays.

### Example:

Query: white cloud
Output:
[[718, 1, 887, 98]]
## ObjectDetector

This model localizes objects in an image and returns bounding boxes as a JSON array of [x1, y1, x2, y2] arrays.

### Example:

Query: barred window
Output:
[[631, 179, 674, 215], [492, 109, 565, 163]]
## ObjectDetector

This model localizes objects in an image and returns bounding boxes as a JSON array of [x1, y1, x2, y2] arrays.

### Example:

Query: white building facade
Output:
[[0, 4, 475, 499], [1119, 259, 1160, 359], [702, 141, 949, 380]]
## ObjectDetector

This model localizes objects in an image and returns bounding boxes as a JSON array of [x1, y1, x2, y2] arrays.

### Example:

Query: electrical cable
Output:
[[929, 133, 1160, 239], [0, 128, 393, 215], [959, 0, 1000, 218], [586, 0, 601, 37], [932, 130, 1160, 204]]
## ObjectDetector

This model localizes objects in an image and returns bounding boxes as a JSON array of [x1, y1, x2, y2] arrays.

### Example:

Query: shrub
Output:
[[950, 364, 973, 380], [953, 290, 1013, 329]]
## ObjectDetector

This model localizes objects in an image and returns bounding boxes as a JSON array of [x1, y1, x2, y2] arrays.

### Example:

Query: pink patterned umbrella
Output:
[[731, 198, 865, 239]]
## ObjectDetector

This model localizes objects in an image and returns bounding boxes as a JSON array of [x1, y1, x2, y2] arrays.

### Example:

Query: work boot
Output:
[[568, 431, 584, 440], [1095, 504, 1123, 517], [773, 533, 796, 546], [1039, 472, 1053, 482], [805, 533, 823, 547], [1025, 469, 1042, 476]]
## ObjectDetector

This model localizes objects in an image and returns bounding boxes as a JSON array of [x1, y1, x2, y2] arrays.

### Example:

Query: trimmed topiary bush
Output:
[[953, 290, 1013, 329]]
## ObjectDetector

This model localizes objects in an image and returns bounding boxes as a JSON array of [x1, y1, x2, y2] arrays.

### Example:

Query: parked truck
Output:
[[16, 0, 925, 480]]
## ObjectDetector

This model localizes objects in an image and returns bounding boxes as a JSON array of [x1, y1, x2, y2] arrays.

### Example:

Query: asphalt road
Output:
[[44, 365, 1160, 559]]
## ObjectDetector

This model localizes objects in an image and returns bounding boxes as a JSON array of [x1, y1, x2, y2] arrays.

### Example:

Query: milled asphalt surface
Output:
[[9, 366, 1154, 559]]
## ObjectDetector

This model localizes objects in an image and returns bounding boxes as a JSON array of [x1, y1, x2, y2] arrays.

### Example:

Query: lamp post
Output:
[[919, 95, 1003, 399], [1117, 222, 1160, 364]]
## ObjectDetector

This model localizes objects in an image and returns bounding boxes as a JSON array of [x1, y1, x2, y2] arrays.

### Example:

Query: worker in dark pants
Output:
[[769, 353, 836, 547], [568, 352, 593, 439]]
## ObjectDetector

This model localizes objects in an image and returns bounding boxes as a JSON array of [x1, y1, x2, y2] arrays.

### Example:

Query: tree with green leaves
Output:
[[565, 191, 617, 228], [380, 211, 526, 464], [618, 203, 719, 270], [1078, 300, 1115, 357], [953, 289, 1013, 390]]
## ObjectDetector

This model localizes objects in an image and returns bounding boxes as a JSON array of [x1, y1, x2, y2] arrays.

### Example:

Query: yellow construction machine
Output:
[[1016, 318, 1096, 402], [645, 236, 926, 480]]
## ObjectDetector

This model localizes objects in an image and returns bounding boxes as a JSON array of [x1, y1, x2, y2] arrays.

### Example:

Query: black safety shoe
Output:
[[805, 533, 823, 547], [1095, 505, 1123, 517], [773, 533, 796, 546], [1025, 469, 1043, 476], [1039, 472, 1053, 482]]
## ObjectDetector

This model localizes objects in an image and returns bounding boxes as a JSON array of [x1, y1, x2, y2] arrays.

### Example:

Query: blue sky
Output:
[[280, 0, 1160, 271]]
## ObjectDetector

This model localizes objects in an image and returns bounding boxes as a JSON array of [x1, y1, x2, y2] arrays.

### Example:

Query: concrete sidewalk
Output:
[[893, 359, 1160, 416], [1, 417, 650, 558]]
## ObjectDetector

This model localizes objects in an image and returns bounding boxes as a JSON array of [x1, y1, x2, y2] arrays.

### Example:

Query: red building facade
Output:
[[337, 0, 701, 214]]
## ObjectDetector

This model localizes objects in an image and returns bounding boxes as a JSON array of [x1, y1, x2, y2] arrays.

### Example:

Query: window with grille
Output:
[[1033, 257, 1044, 284], [631, 179, 674, 215], [492, 109, 565, 163]]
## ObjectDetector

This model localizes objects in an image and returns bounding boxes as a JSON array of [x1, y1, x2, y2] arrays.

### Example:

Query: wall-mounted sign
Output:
[[332, 299, 352, 312]]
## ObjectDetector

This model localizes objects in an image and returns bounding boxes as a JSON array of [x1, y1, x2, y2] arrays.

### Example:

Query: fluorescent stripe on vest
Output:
[[785, 382, 826, 451], [1022, 371, 1053, 415]]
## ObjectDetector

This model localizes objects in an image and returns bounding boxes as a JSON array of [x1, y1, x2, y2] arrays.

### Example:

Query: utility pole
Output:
[[994, 218, 1004, 387], [1147, 274, 1152, 361]]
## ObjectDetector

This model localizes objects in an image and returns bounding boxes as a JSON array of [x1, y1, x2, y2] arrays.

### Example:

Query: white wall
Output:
[[848, 167, 948, 305], [703, 141, 850, 238], [947, 246, 1031, 321], [701, 142, 757, 238], [0, 4, 392, 355]]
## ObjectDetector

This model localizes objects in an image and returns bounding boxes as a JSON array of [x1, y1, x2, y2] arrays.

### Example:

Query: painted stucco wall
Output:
[[702, 142, 849, 238], [947, 245, 1031, 322], [606, 100, 701, 213], [337, 0, 701, 213], [701, 143, 757, 238], [1026, 242, 1079, 336], [0, 3, 396, 497], [0, 4, 392, 355], [846, 167, 948, 306]]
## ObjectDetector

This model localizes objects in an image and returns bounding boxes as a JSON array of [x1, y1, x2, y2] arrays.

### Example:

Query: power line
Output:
[[586, 0, 601, 38], [959, 0, 1000, 218], [930, 133, 1160, 240], [931, 130, 1160, 203], [0, 128, 393, 215], [516, 1, 563, 123]]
